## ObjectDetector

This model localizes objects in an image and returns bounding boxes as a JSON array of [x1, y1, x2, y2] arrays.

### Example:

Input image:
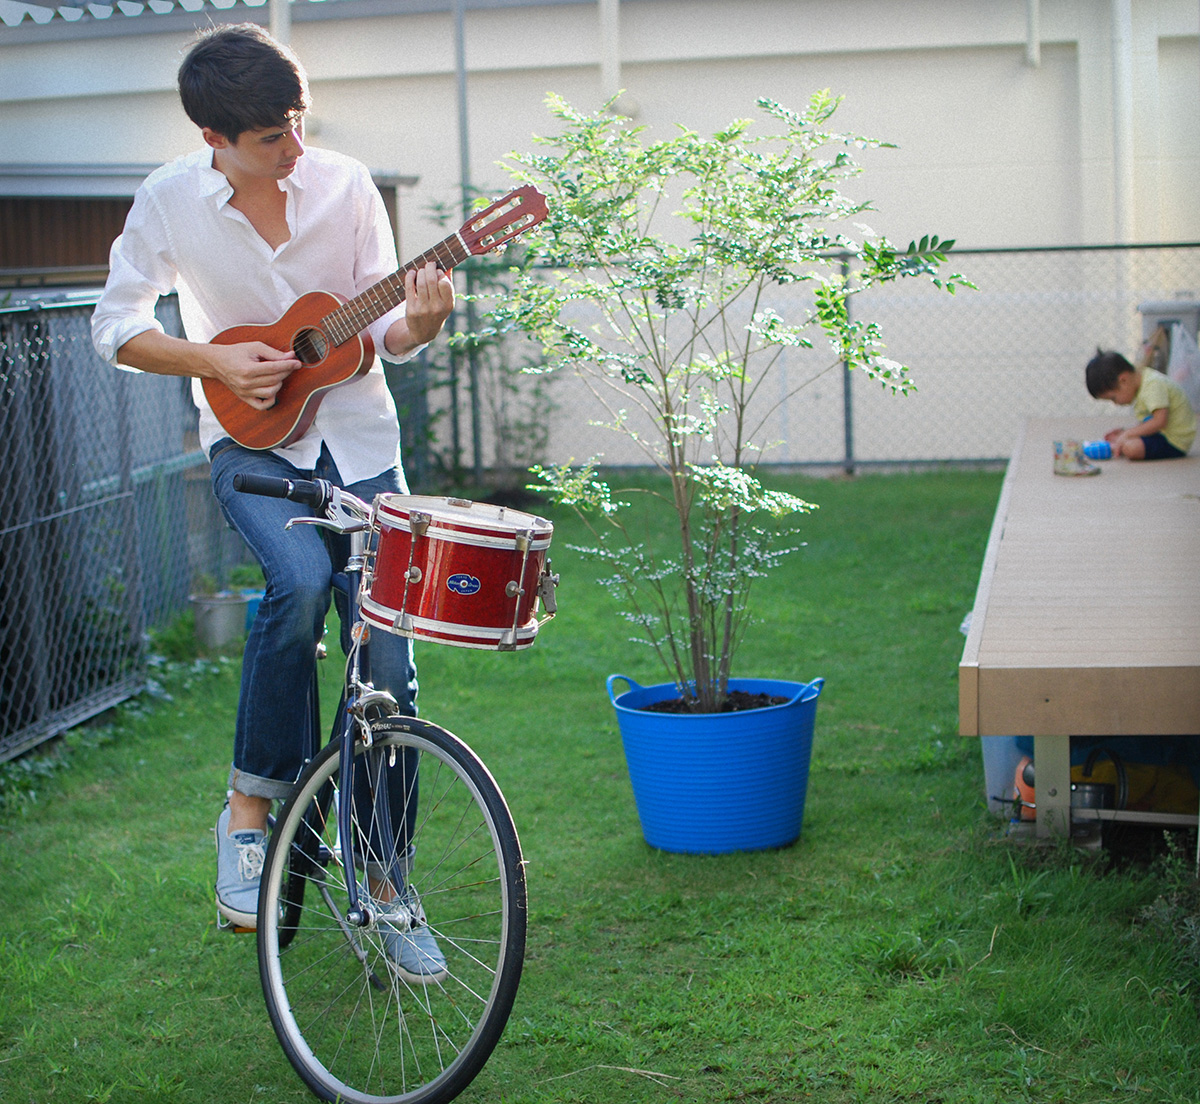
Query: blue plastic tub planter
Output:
[[607, 675, 824, 854]]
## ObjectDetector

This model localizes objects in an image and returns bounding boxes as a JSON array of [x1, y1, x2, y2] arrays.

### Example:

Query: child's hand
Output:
[[1104, 429, 1122, 444], [1108, 431, 1134, 457]]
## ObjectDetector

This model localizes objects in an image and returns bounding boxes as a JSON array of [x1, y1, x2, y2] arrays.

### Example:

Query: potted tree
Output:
[[487, 92, 968, 852]]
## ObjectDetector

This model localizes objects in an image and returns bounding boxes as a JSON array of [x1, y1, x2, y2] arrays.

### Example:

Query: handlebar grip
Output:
[[232, 473, 292, 498], [233, 473, 330, 510]]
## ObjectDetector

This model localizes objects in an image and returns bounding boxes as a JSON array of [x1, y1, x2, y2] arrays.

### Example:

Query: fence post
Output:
[[115, 371, 146, 649], [841, 254, 855, 476]]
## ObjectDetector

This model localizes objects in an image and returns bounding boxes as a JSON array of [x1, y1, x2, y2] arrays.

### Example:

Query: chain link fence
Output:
[[842, 242, 1200, 467], [0, 292, 245, 762], [1, 242, 1197, 761], [514, 243, 1200, 472]]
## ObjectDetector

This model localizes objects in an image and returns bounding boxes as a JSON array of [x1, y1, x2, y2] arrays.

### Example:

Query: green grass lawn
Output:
[[1, 469, 1197, 1104]]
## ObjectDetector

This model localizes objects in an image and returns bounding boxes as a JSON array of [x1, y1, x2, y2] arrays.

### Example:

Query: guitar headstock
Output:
[[460, 185, 549, 256]]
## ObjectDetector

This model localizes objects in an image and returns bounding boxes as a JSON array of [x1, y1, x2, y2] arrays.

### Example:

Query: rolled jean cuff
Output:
[[228, 765, 296, 803]]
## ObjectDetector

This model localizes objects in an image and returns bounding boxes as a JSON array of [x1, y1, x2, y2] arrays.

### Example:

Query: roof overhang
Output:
[[0, 163, 418, 198], [0, 163, 158, 197]]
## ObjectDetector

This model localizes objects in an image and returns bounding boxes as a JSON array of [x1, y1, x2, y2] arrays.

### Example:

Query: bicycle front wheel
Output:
[[257, 716, 526, 1104]]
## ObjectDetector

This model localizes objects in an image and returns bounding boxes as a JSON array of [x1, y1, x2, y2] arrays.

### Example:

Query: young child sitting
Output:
[[1085, 347, 1196, 459]]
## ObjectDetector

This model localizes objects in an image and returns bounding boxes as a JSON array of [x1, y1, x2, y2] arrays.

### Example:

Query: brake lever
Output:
[[285, 487, 372, 534], [287, 516, 370, 534]]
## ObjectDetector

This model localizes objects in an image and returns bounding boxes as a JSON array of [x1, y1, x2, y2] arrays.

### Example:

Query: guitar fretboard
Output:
[[322, 234, 469, 347]]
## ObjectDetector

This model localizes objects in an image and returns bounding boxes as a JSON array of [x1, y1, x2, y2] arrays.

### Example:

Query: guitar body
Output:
[[203, 290, 374, 451]]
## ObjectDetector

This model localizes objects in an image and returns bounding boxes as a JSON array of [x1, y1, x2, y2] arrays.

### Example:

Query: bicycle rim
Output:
[[257, 717, 526, 1104]]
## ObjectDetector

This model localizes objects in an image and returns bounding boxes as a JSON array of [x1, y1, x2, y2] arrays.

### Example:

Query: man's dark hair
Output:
[[1085, 349, 1135, 398], [178, 23, 310, 141]]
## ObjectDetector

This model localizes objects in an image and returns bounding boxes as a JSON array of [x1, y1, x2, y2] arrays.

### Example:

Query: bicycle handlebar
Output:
[[233, 473, 372, 534], [233, 473, 332, 511]]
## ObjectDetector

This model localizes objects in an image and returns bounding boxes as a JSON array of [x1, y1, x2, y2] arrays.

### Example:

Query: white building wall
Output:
[[2, 0, 1197, 250]]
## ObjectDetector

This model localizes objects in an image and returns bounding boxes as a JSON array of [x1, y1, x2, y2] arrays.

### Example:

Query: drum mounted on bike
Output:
[[361, 494, 558, 651]]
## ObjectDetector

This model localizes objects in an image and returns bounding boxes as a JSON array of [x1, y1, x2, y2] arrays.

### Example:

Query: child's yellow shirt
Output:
[[1136, 367, 1196, 453]]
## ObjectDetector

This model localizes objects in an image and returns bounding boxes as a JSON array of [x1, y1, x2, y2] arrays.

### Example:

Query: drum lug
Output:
[[505, 580, 524, 598], [409, 511, 431, 537], [407, 566, 423, 584]]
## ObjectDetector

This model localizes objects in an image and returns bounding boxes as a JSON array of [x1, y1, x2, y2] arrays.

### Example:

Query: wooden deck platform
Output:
[[959, 416, 1200, 836]]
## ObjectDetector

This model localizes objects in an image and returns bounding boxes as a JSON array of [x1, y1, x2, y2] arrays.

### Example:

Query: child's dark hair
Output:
[[178, 24, 310, 140], [1085, 349, 1135, 398]]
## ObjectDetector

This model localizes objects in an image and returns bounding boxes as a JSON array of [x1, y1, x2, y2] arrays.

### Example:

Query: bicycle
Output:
[[228, 472, 558, 1104]]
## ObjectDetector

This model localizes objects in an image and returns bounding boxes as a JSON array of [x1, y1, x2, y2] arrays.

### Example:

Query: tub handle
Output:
[[797, 677, 825, 704], [606, 674, 642, 705]]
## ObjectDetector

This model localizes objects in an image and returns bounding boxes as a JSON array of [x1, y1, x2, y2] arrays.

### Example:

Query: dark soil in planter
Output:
[[641, 690, 788, 715]]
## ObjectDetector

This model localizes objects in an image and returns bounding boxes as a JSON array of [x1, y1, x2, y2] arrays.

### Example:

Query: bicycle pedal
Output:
[[216, 911, 255, 935]]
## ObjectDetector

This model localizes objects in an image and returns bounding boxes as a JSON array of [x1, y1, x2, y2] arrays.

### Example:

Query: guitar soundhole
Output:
[[293, 328, 329, 365]]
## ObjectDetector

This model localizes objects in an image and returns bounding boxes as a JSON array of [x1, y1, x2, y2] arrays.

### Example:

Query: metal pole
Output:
[[445, 319, 462, 480], [269, 0, 291, 44], [1110, 0, 1134, 243], [454, 0, 471, 205], [453, 0, 484, 486], [599, 0, 620, 103], [841, 256, 855, 476]]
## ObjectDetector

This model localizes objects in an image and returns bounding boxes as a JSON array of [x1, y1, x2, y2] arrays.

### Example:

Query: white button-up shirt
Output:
[[92, 145, 414, 485]]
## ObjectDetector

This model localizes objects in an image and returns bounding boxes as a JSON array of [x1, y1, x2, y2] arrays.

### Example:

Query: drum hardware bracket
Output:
[[537, 563, 560, 616], [505, 580, 524, 598], [406, 566, 423, 584], [409, 511, 432, 537]]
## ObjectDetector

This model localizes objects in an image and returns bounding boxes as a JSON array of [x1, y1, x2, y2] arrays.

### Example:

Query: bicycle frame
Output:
[[283, 481, 407, 931]]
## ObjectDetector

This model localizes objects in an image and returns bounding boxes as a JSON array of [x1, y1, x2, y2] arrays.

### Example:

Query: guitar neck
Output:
[[322, 233, 470, 347]]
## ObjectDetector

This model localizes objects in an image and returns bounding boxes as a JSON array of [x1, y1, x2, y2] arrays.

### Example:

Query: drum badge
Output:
[[447, 574, 482, 596]]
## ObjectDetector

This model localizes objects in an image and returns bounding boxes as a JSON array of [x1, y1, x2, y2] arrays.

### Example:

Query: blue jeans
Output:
[[210, 440, 418, 801]]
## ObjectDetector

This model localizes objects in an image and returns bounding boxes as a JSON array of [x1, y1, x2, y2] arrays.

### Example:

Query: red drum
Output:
[[361, 495, 557, 650]]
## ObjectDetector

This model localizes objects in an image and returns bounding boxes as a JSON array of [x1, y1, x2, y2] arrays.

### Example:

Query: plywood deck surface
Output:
[[960, 416, 1200, 736]]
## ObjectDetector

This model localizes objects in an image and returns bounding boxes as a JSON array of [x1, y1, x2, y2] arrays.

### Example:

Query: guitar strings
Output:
[[324, 237, 470, 347]]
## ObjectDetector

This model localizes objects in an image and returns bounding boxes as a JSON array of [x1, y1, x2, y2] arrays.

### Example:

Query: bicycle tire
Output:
[[257, 716, 526, 1104]]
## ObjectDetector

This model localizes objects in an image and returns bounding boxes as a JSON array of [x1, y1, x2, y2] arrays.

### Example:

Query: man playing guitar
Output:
[[92, 23, 455, 981]]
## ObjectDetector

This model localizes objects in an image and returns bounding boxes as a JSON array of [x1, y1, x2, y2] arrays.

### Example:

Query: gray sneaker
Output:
[[371, 883, 448, 985], [215, 805, 267, 929]]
